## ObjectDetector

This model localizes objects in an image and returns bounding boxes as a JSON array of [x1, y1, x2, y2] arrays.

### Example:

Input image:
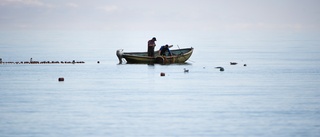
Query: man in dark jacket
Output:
[[159, 44, 172, 56], [147, 37, 157, 57]]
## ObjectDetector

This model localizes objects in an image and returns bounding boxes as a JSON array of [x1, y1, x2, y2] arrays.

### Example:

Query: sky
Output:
[[0, 0, 319, 31]]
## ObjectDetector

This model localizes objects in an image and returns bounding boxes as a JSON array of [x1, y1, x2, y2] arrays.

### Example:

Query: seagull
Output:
[[184, 68, 189, 73], [230, 62, 238, 65], [215, 67, 224, 71]]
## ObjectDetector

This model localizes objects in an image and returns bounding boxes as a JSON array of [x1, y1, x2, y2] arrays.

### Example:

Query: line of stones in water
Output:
[[0, 60, 85, 64]]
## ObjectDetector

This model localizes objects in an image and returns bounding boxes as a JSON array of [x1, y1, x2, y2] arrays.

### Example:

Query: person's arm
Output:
[[159, 46, 163, 55], [167, 48, 172, 56], [152, 41, 156, 47], [168, 49, 172, 56]]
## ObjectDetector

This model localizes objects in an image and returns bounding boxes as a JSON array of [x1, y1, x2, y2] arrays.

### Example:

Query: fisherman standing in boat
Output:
[[147, 37, 157, 57], [159, 44, 173, 56]]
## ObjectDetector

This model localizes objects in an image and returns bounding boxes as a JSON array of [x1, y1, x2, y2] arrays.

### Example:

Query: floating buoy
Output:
[[244, 64, 247, 66], [97, 61, 100, 64], [160, 72, 165, 76], [58, 77, 64, 82]]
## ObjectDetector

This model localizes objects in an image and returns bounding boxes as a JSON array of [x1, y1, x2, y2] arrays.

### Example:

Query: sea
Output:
[[0, 30, 320, 137]]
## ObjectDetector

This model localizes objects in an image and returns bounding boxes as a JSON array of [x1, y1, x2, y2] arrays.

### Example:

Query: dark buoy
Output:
[[160, 72, 165, 76], [58, 77, 64, 82], [97, 61, 100, 64], [244, 64, 247, 66]]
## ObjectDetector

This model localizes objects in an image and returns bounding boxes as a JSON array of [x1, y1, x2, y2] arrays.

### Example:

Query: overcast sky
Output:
[[0, 0, 319, 31]]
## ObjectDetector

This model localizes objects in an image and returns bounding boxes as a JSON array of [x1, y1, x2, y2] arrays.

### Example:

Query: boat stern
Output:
[[116, 49, 124, 64]]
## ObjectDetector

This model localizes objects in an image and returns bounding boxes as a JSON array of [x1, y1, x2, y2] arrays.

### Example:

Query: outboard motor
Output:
[[116, 49, 124, 64]]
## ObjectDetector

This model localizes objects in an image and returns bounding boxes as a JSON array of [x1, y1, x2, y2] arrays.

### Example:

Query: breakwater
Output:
[[0, 58, 85, 64]]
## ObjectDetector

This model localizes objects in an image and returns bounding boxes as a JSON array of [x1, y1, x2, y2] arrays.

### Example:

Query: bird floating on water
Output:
[[230, 62, 238, 65], [215, 67, 224, 71], [184, 68, 189, 73]]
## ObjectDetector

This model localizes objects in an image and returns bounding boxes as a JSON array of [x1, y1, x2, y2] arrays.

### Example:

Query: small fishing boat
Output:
[[116, 47, 194, 64]]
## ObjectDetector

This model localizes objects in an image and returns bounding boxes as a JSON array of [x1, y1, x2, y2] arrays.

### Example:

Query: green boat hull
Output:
[[117, 47, 193, 64]]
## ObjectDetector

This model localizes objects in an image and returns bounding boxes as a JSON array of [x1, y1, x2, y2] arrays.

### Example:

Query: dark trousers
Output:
[[148, 46, 155, 57]]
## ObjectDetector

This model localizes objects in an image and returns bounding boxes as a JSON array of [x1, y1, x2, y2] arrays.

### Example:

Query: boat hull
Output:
[[119, 48, 193, 64]]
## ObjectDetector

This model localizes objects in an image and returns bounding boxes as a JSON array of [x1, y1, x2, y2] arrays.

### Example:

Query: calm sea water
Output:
[[1, 30, 320, 137]]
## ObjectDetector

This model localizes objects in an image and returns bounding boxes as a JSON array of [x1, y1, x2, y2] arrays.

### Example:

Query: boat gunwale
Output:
[[122, 47, 193, 58]]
